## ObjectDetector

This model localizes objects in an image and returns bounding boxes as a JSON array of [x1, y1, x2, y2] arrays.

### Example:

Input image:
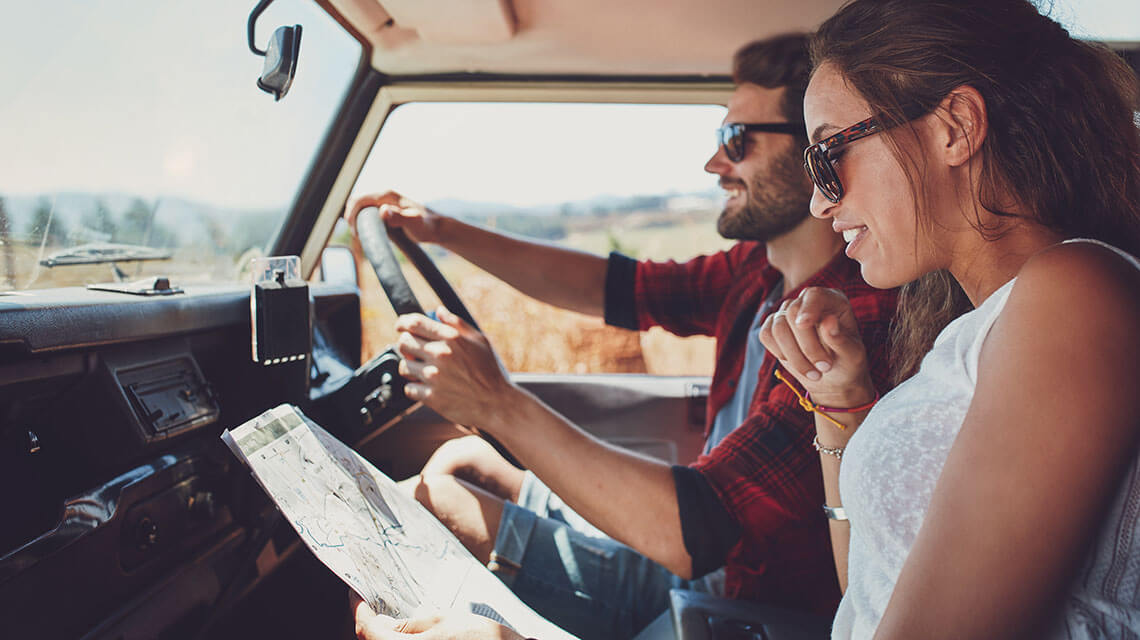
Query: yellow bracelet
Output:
[[774, 369, 879, 431]]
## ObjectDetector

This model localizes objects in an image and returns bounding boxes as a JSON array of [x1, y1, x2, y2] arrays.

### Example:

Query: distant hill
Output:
[[1, 188, 721, 249], [426, 188, 720, 220]]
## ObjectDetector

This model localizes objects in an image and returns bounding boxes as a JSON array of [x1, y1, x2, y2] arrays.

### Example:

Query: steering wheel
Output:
[[351, 207, 520, 466], [354, 207, 478, 329]]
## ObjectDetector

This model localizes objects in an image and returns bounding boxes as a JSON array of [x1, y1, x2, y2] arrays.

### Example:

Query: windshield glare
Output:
[[0, 0, 361, 292]]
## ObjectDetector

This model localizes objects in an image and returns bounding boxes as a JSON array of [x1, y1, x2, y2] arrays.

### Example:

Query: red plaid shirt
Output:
[[612, 242, 896, 616]]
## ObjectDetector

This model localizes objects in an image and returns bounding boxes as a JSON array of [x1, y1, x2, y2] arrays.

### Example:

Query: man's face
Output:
[[704, 83, 814, 241]]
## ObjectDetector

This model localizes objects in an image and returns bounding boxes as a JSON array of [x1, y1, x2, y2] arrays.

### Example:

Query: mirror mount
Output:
[[247, 0, 302, 101]]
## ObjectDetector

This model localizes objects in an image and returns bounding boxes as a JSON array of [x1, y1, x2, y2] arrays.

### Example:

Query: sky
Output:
[[2, 0, 1137, 212], [353, 102, 727, 208], [1, 0, 361, 211]]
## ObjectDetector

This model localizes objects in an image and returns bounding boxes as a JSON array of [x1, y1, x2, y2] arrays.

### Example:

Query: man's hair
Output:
[[732, 33, 812, 140]]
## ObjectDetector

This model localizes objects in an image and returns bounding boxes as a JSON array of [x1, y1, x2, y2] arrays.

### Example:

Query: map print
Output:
[[222, 404, 576, 640]]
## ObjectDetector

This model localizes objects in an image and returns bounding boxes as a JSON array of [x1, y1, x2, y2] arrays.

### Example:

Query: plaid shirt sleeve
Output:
[[689, 267, 897, 611], [604, 243, 765, 336]]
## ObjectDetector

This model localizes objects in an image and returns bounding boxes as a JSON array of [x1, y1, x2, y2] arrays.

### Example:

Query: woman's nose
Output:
[[809, 186, 837, 219]]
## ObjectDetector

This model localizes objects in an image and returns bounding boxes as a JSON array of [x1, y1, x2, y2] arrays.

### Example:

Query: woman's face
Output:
[[803, 63, 945, 289]]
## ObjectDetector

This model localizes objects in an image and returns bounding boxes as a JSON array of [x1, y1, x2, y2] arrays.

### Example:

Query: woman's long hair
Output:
[[811, 0, 1140, 382]]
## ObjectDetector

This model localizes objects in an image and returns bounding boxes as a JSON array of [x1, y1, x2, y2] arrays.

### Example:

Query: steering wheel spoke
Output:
[[350, 207, 518, 466]]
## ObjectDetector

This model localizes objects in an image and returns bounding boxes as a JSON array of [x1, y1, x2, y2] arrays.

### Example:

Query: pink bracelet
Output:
[[774, 369, 879, 431]]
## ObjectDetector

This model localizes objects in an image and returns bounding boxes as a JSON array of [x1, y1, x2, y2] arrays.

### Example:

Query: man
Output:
[[348, 34, 896, 639]]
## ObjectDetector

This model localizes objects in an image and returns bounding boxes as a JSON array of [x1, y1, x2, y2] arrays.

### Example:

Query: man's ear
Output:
[[936, 85, 988, 167]]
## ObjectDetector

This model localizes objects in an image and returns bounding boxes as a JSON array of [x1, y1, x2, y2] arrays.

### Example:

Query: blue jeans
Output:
[[489, 472, 724, 640]]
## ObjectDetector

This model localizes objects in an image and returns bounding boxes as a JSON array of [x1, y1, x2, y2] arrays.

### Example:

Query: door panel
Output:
[[514, 373, 710, 465], [356, 372, 711, 481]]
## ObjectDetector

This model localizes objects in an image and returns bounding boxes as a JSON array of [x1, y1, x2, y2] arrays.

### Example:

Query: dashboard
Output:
[[0, 282, 363, 639]]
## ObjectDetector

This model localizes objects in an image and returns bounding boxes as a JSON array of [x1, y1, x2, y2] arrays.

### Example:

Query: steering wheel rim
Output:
[[355, 207, 479, 330], [354, 207, 521, 467]]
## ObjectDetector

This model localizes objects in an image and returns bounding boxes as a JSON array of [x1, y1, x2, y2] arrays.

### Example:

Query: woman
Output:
[[762, 0, 1140, 637], [355, 0, 1140, 637]]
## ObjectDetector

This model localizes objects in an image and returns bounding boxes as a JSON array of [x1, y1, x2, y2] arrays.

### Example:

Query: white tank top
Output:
[[832, 240, 1140, 639]]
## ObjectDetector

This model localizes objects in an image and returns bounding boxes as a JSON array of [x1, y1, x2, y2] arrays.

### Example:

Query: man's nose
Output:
[[704, 145, 730, 175]]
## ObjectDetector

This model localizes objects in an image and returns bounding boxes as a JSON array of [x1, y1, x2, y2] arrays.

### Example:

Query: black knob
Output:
[[135, 517, 159, 550]]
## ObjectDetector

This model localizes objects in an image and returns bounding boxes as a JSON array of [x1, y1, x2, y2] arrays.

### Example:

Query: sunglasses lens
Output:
[[805, 146, 842, 203], [718, 125, 746, 163]]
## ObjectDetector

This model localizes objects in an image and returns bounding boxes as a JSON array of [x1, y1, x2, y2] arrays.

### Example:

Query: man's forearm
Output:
[[433, 216, 608, 317], [478, 385, 694, 577]]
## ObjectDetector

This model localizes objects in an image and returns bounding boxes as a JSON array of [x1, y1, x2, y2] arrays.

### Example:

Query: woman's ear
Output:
[[938, 85, 988, 167]]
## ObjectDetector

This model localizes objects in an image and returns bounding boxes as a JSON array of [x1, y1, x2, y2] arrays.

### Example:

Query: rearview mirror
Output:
[[256, 24, 302, 101], [247, 0, 301, 101]]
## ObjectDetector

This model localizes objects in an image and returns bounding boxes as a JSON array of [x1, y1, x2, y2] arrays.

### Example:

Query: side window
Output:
[[348, 102, 729, 376]]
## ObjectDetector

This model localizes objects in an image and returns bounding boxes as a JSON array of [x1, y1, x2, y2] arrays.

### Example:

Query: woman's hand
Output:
[[758, 287, 877, 411], [346, 191, 445, 245], [395, 308, 518, 431], [354, 595, 525, 640]]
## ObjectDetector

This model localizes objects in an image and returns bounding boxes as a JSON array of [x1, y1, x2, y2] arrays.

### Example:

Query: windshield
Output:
[[0, 0, 361, 292]]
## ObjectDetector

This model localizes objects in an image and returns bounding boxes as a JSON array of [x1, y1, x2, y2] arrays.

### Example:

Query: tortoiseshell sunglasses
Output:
[[804, 104, 932, 203], [802, 115, 883, 204]]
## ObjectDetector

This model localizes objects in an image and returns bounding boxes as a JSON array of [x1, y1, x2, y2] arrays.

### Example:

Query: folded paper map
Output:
[[222, 404, 575, 639]]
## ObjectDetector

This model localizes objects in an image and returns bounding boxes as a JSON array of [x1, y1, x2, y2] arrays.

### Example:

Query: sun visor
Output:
[[376, 0, 517, 46]]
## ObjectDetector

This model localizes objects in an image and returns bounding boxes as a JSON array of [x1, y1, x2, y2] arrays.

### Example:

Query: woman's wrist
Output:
[[806, 374, 878, 410], [815, 420, 857, 448]]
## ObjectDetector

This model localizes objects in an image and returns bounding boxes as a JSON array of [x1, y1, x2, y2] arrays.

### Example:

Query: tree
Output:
[[0, 197, 15, 288], [26, 197, 68, 246], [79, 200, 117, 242], [119, 198, 153, 245]]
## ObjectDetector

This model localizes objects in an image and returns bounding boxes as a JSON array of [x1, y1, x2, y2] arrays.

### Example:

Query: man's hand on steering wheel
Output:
[[342, 195, 518, 464], [346, 191, 444, 245], [395, 307, 519, 433]]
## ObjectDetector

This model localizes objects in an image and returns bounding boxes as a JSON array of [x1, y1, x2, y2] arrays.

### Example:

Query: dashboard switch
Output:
[[134, 517, 159, 551]]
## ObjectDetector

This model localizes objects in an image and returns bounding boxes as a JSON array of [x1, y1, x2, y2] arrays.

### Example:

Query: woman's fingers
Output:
[[793, 288, 860, 372], [769, 300, 821, 380], [760, 287, 870, 389], [818, 312, 865, 363], [787, 297, 837, 377]]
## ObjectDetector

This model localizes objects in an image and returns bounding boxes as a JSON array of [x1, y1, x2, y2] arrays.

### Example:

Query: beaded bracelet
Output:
[[774, 369, 879, 431], [813, 435, 845, 460]]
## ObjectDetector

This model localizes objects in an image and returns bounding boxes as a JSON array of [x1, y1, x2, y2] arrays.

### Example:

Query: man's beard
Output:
[[717, 146, 813, 242]]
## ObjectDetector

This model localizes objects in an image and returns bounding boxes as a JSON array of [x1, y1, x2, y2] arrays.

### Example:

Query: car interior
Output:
[[2, 1, 1137, 639]]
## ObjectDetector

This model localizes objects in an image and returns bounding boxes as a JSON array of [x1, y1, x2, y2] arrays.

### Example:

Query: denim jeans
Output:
[[489, 472, 724, 640]]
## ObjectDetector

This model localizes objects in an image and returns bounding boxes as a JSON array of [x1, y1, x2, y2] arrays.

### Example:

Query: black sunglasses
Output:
[[717, 122, 806, 163]]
